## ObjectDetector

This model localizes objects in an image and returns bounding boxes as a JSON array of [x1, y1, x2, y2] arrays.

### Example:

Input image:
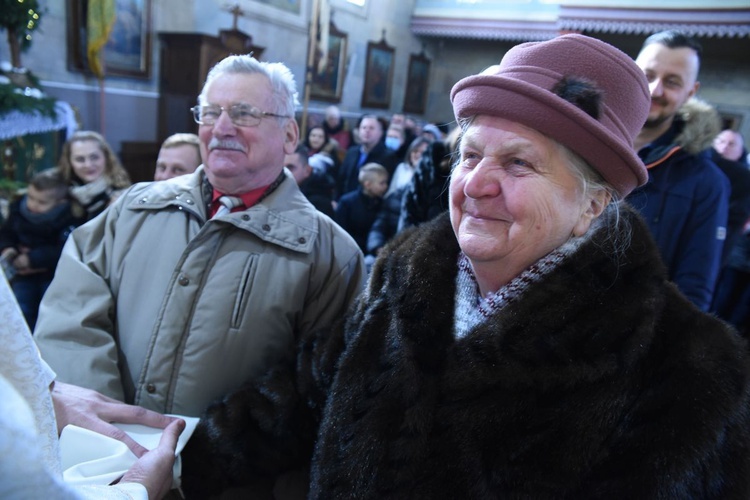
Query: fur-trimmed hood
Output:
[[675, 97, 722, 155]]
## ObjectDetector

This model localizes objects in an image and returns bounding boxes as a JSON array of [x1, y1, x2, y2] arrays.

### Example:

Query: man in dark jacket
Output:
[[284, 145, 336, 218], [711, 129, 750, 263], [711, 129, 750, 331], [335, 114, 397, 199], [627, 30, 729, 311]]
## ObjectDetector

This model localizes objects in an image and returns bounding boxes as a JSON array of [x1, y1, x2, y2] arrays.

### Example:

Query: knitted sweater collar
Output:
[[453, 229, 589, 338]]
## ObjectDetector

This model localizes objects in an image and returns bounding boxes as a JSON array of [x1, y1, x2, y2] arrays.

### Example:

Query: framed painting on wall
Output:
[[66, 0, 152, 79], [311, 23, 348, 103], [403, 52, 430, 115], [718, 111, 743, 131], [361, 38, 394, 109]]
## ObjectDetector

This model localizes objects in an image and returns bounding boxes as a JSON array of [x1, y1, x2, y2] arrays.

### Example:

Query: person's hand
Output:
[[12, 253, 30, 270], [1, 247, 18, 260], [51, 381, 178, 457], [118, 418, 186, 500], [12, 251, 47, 275]]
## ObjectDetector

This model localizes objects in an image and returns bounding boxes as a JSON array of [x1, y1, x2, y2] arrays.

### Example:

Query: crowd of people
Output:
[[0, 131, 203, 330], [289, 108, 456, 271], [304, 30, 750, 335], [1, 29, 749, 499]]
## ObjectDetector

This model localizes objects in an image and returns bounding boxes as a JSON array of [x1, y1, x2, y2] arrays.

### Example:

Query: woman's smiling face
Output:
[[308, 127, 326, 150], [70, 140, 106, 184], [450, 115, 597, 293]]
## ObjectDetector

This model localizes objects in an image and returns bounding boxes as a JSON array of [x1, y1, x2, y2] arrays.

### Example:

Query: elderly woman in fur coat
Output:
[[181, 34, 750, 499]]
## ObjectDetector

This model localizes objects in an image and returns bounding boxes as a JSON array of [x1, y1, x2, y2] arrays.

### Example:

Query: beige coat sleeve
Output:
[[299, 218, 366, 338], [34, 204, 125, 402]]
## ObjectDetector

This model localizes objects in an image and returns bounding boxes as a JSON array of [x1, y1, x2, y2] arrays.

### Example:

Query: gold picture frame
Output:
[[66, 0, 152, 79], [361, 37, 395, 109]]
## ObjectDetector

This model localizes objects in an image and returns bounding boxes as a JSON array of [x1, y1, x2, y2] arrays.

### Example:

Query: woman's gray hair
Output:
[[198, 55, 299, 121], [557, 143, 632, 257], [556, 142, 616, 204]]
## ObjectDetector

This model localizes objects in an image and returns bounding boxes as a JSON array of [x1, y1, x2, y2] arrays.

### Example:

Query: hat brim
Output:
[[451, 74, 647, 197]]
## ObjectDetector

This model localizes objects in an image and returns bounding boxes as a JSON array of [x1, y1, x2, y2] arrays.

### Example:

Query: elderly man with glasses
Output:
[[34, 55, 365, 497]]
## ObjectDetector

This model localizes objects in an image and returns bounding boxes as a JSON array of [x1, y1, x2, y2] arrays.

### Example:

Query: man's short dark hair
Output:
[[30, 168, 68, 200], [293, 144, 309, 165], [356, 114, 384, 132], [642, 30, 703, 61]]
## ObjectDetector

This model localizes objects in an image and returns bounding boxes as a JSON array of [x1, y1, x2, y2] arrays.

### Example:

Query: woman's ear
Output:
[[572, 189, 611, 237]]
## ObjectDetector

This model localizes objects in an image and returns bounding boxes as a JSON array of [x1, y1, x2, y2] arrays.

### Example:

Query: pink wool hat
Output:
[[450, 34, 650, 196]]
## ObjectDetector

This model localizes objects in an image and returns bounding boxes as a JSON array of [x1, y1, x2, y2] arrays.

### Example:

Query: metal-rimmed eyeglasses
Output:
[[190, 103, 290, 127]]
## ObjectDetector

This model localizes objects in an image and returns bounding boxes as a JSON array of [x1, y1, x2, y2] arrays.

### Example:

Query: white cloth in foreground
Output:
[[60, 418, 198, 487], [0, 271, 197, 499]]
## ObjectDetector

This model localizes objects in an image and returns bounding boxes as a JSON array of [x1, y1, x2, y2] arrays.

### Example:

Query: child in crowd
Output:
[[0, 168, 81, 330], [335, 162, 389, 254]]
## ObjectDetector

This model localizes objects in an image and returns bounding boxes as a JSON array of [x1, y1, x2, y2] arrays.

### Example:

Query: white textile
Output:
[[0, 101, 77, 140], [60, 417, 198, 487], [384, 161, 415, 198]]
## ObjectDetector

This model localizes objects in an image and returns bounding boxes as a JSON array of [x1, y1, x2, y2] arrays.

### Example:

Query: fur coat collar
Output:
[[310, 204, 750, 499]]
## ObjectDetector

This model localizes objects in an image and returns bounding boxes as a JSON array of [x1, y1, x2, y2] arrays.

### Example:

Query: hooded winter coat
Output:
[[34, 167, 365, 417], [627, 98, 729, 311], [182, 204, 750, 499]]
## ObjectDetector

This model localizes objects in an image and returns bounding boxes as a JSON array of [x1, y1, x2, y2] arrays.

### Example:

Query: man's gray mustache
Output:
[[208, 139, 247, 152]]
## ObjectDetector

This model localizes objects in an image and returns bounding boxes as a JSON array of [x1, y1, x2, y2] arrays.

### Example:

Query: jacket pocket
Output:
[[231, 255, 258, 329]]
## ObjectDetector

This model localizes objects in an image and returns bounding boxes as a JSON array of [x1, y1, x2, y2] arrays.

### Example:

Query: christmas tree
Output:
[[0, 0, 54, 116], [0, 0, 44, 69]]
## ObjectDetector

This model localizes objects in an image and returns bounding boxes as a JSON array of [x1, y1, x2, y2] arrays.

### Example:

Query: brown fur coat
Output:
[[182, 204, 750, 499]]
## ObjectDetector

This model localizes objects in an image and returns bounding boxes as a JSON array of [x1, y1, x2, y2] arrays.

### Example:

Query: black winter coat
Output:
[[335, 141, 397, 200], [0, 197, 80, 272], [710, 148, 750, 264], [366, 187, 404, 255], [399, 140, 451, 230], [334, 188, 381, 254], [183, 205, 750, 499], [299, 170, 336, 218]]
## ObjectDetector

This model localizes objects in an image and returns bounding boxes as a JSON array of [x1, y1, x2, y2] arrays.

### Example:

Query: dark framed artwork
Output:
[[361, 38, 394, 109], [718, 111, 743, 131], [403, 52, 431, 115], [66, 0, 152, 79], [311, 23, 348, 103]]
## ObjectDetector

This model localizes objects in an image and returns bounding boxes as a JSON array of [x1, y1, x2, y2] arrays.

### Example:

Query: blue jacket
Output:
[[627, 99, 729, 311], [335, 141, 397, 200], [335, 188, 382, 253], [710, 148, 750, 264], [367, 187, 404, 255]]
